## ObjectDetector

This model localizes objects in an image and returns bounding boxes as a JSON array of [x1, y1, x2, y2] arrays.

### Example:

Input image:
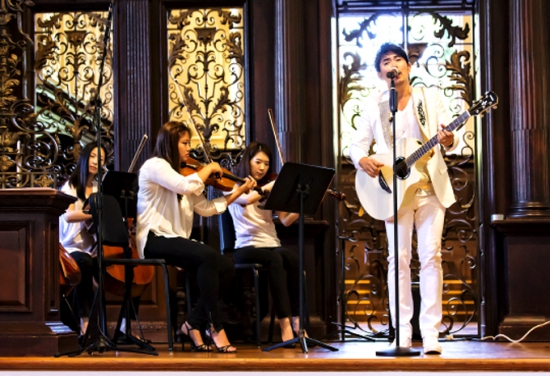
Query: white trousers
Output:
[[385, 193, 445, 339]]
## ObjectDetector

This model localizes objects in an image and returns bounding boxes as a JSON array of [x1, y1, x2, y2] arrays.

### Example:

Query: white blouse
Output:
[[226, 188, 280, 249], [136, 157, 227, 258], [59, 181, 97, 256]]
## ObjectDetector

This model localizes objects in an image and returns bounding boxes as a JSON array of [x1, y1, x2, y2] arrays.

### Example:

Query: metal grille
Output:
[[167, 7, 246, 156], [0, 4, 115, 189]]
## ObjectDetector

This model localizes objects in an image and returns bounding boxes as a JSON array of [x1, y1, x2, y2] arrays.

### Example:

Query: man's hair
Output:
[[374, 43, 410, 72]]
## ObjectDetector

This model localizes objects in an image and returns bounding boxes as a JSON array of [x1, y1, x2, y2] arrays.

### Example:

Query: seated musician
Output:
[[59, 142, 105, 335], [225, 141, 308, 345], [135, 121, 256, 353]]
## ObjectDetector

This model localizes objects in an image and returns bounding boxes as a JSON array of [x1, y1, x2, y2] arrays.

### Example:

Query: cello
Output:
[[59, 243, 81, 296], [102, 135, 155, 297]]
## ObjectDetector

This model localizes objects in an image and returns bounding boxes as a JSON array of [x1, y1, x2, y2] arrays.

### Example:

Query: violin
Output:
[[181, 156, 262, 194], [173, 78, 258, 193]]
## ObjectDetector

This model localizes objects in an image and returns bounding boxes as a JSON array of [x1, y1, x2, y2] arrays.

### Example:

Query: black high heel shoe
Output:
[[179, 322, 212, 352], [205, 327, 237, 353]]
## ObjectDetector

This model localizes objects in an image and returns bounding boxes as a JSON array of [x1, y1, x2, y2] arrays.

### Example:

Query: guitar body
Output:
[[355, 137, 431, 221]]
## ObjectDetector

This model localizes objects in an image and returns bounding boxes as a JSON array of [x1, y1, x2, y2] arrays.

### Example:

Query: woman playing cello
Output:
[[135, 121, 256, 353], [59, 142, 105, 335]]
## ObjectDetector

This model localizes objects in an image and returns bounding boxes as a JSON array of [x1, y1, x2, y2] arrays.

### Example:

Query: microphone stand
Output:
[[376, 75, 420, 357], [56, 3, 153, 356]]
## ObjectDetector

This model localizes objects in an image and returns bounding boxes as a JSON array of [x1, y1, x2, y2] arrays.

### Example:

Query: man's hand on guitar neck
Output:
[[437, 123, 454, 148], [359, 157, 384, 178]]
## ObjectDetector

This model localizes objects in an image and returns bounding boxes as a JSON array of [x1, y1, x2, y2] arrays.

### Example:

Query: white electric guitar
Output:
[[355, 91, 498, 221]]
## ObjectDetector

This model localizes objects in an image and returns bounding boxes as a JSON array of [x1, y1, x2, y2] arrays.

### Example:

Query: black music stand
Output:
[[103, 171, 139, 218], [261, 162, 339, 353], [102, 171, 153, 351]]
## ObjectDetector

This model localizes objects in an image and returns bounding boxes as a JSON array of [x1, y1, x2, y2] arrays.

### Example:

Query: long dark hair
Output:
[[68, 142, 105, 201], [236, 141, 274, 186], [153, 121, 191, 172]]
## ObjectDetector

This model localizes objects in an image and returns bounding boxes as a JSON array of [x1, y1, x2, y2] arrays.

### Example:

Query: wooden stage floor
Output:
[[1, 339, 549, 373]]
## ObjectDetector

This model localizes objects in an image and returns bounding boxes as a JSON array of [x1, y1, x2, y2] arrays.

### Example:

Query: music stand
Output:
[[102, 171, 154, 351], [103, 171, 139, 218], [261, 162, 339, 353]]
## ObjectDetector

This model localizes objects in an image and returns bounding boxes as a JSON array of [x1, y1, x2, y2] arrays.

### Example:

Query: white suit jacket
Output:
[[349, 86, 458, 209]]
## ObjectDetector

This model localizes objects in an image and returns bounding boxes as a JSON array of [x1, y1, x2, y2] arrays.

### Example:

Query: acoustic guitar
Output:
[[355, 91, 498, 221]]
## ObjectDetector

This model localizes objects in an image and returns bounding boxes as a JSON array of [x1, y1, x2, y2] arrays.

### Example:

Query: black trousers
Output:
[[233, 246, 300, 319], [144, 233, 235, 332], [70, 251, 99, 319]]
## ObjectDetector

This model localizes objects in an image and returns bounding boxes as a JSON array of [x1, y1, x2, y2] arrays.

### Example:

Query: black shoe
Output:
[[205, 327, 237, 353], [179, 322, 212, 352]]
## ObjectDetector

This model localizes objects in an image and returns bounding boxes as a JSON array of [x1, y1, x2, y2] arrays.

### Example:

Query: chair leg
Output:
[[160, 264, 173, 352], [253, 268, 261, 347], [268, 302, 276, 343], [61, 291, 81, 335]]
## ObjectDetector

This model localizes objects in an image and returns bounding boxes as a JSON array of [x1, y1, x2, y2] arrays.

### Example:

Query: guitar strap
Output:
[[378, 87, 430, 147], [378, 97, 393, 148], [412, 87, 430, 142]]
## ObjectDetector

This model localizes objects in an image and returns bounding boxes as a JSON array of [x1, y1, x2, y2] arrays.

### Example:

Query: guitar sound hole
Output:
[[378, 174, 392, 194], [394, 157, 409, 179]]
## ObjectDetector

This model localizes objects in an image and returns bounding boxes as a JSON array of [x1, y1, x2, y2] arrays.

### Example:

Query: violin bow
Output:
[[128, 134, 148, 173], [267, 108, 285, 165], [267, 109, 346, 202], [173, 77, 213, 164]]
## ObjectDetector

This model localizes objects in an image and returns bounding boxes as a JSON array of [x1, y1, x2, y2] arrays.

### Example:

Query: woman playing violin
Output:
[[227, 141, 308, 345], [59, 142, 105, 335], [136, 121, 256, 353]]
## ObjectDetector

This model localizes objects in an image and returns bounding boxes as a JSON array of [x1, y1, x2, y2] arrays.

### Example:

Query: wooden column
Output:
[[508, 0, 550, 217], [491, 0, 550, 340], [115, 0, 153, 171], [274, 0, 305, 169], [0, 189, 77, 356]]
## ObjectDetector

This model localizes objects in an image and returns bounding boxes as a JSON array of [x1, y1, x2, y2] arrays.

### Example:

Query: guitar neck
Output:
[[403, 111, 470, 167]]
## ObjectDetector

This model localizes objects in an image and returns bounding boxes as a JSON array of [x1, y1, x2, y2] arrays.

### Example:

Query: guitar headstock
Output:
[[469, 91, 499, 117]]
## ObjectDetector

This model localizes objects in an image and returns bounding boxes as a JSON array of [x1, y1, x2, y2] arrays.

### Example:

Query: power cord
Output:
[[478, 320, 550, 343]]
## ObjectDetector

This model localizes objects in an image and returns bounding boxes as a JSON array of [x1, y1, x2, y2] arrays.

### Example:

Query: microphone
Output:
[[386, 67, 400, 79]]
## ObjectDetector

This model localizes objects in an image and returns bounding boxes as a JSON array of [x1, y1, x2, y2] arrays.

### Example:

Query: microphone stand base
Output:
[[376, 346, 421, 357]]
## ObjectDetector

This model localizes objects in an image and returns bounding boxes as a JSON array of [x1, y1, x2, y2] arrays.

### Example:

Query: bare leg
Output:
[[209, 328, 237, 353], [80, 317, 89, 335], [279, 317, 294, 342], [181, 321, 211, 350], [292, 316, 309, 338]]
